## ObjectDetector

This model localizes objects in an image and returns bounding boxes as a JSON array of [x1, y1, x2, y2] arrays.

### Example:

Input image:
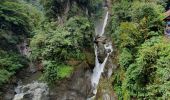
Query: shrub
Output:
[[114, 22, 141, 48], [43, 61, 73, 83], [0, 50, 28, 85], [119, 48, 133, 70]]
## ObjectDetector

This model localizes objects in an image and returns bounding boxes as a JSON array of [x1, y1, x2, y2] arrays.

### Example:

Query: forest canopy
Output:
[[111, 0, 170, 99]]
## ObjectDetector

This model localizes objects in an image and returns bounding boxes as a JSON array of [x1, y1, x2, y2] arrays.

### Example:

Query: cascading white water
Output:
[[95, 8, 109, 36], [90, 9, 113, 98], [13, 81, 49, 100], [100, 11, 109, 36], [91, 45, 111, 94]]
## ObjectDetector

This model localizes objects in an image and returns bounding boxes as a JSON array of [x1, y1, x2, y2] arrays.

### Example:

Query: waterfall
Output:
[[90, 8, 113, 98]]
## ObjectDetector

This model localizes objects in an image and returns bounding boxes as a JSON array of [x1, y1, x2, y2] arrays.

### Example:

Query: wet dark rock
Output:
[[2, 84, 16, 100], [106, 49, 111, 53], [23, 93, 33, 100], [94, 36, 108, 63], [94, 35, 107, 45], [98, 42, 107, 63], [23, 87, 30, 93], [4, 91, 15, 100], [103, 57, 113, 78]]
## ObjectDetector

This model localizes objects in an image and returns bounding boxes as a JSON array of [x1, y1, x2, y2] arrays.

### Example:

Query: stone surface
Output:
[[13, 82, 49, 100], [49, 62, 93, 100], [94, 36, 108, 63]]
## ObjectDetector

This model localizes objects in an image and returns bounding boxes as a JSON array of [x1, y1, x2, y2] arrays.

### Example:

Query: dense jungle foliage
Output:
[[0, 0, 43, 85], [111, 0, 170, 99], [1, 0, 170, 99]]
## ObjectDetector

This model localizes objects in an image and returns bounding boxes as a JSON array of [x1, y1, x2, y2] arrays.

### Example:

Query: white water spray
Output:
[[90, 9, 112, 98], [100, 11, 109, 36], [13, 81, 49, 100], [95, 9, 109, 36]]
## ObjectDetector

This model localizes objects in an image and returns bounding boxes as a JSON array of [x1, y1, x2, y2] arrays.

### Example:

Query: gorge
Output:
[[13, 1, 115, 100], [1, 0, 170, 100]]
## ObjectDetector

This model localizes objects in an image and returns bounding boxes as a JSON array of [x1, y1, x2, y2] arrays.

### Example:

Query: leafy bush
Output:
[[31, 21, 85, 62], [110, 1, 132, 33], [30, 15, 94, 83], [114, 22, 141, 48], [0, 0, 44, 51], [43, 61, 73, 83], [118, 48, 133, 70], [43, 61, 59, 83], [131, 1, 164, 34], [66, 16, 93, 48], [0, 50, 28, 85], [0, 69, 11, 86]]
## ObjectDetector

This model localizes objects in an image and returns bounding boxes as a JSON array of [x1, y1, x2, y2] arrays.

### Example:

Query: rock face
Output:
[[49, 62, 93, 100], [13, 82, 49, 100], [17, 39, 31, 57], [94, 36, 108, 63], [17, 39, 38, 73], [3, 85, 16, 100]]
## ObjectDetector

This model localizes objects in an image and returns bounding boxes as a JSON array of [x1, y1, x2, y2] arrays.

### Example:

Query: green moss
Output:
[[58, 65, 73, 79]]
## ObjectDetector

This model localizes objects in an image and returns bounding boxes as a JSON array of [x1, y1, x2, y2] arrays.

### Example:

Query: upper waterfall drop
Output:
[[100, 11, 109, 36], [95, 9, 109, 36]]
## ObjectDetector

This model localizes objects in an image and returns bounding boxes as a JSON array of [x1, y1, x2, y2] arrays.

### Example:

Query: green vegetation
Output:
[[0, 0, 96, 85], [30, 16, 93, 83], [0, 0, 42, 86], [111, 0, 170, 99], [123, 37, 170, 99], [0, 50, 28, 85], [1, 0, 170, 99], [40, 0, 103, 18], [42, 61, 73, 83], [58, 65, 73, 79], [29, 1, 99, 84], [0, 0, 98, 85]]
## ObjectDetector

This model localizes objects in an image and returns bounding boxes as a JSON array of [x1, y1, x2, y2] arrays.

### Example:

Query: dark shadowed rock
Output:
[[94, 36, 108, 63]]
